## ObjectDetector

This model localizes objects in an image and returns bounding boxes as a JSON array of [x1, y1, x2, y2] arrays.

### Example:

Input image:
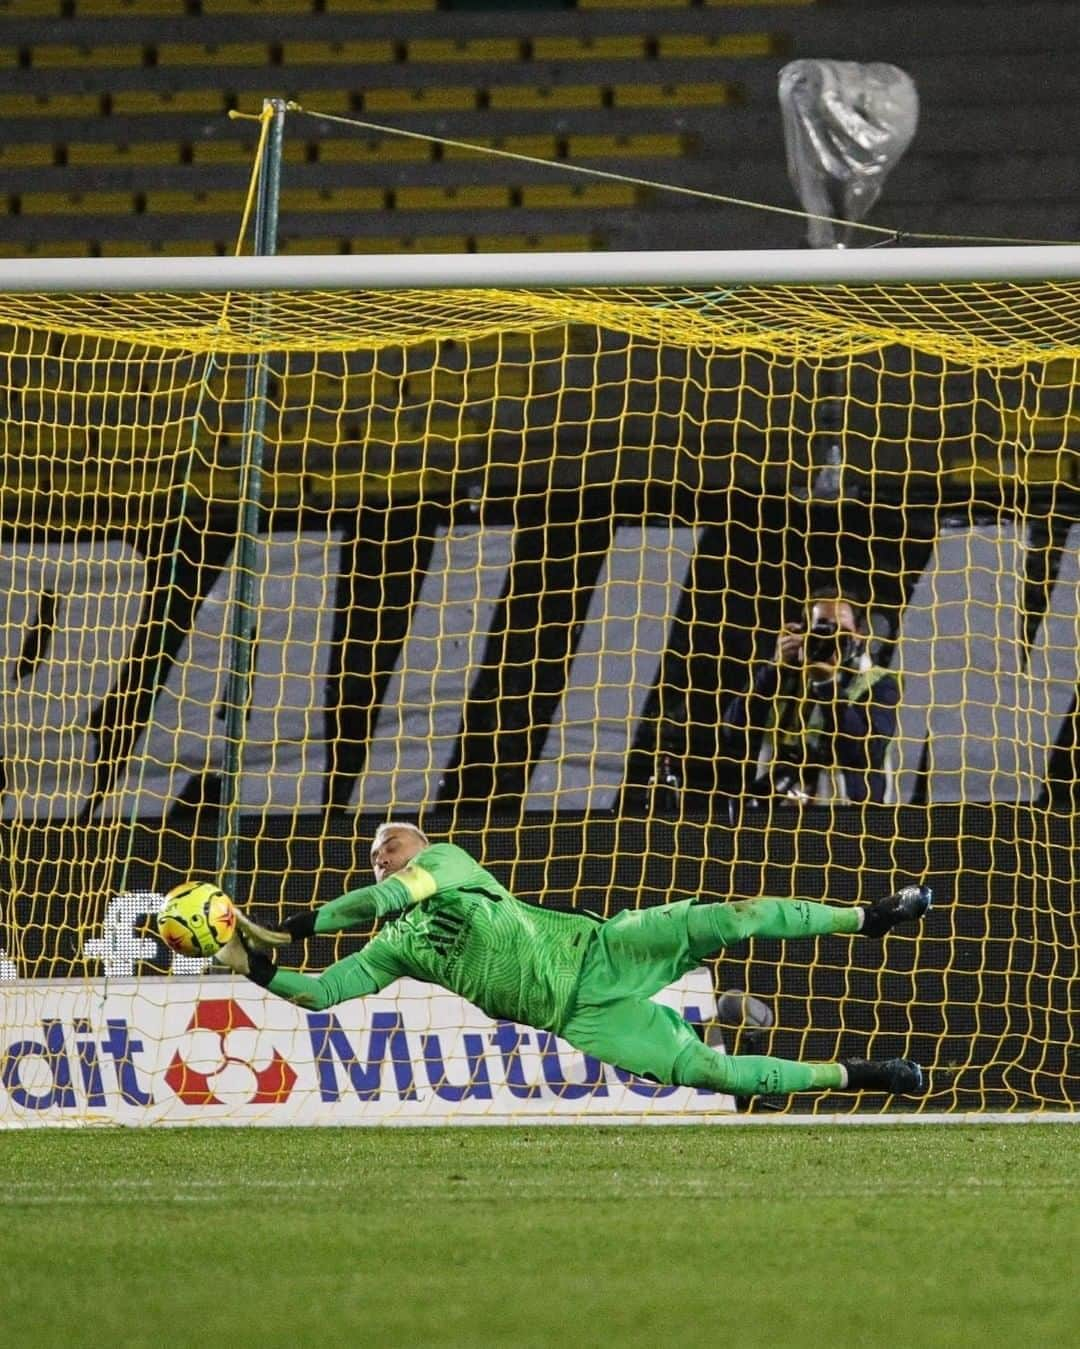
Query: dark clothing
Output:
[[720, 661, 900, 811]]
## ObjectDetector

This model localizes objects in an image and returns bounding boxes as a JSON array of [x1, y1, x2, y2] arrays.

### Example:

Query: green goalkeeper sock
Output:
[[673, 1038, 845, 1097], [687, 897, 860, 960]]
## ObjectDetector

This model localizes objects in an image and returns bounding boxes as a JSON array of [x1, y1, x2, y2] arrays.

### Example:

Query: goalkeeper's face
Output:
[[371, 827, 426, 883]]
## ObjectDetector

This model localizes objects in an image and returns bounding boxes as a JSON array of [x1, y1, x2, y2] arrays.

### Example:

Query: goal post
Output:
[[0, 247, 1078, 1125]]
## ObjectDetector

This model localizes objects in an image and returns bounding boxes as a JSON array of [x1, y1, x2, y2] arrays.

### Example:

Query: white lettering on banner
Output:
[[82, 891, 208, 979], [895, 524, 1080, 802], [0, 972, 734, 1125]]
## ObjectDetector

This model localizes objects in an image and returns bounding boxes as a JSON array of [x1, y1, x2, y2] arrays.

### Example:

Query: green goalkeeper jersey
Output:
[[313, 843, 598, 1032]]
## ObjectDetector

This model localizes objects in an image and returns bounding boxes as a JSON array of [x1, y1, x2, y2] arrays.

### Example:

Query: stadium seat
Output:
[[0, 0, 64, 14], [278, 186, 384, 211], [29, 43, 145, 67], [474, 233, 595, 252], [612, 82, 740, 107], [155, 43, 273, 67], [568, 133, 688, 158], [143, 189, 247, 213], [656, 33, 785, 58], [363, 87, 478, 113], [318, 140, 429, 164], [0, 92, 100, 116], [17, 190, 133, 214], [277, 236, 350, 255], [443, 136, 559, 161], [487, 86, 604, 111], [405, 38, 521, 64], [394, 186, 511, 210], [323, 0, 434, 11], [519, 184, 638, 208], [289, 91, 354, 113], [280, 40, 396, 65], [66, 141, 178, 166], [75, 0, 196, 12], [531, 36, 646, 61], [0, 238, 90, 257], [109, 90, 227, 116], [0, 143, 56, 166]]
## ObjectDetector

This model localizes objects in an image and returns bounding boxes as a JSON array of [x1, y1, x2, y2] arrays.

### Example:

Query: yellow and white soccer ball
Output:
[[157, 881, 237, 959]]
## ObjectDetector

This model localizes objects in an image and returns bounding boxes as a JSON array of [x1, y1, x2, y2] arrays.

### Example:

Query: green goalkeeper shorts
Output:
[[559, 898, 704, 1084]]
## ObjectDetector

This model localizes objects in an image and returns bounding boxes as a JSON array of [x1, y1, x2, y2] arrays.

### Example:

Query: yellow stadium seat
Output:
[[324, 0, 434, 11], [444, 135, 559, 162], [289, 91, 354, 113], [18, 190, 133, 214], [66, 141, 178, 166], [31, 43, 143, 67], [568, 132, 687, 159], [581, 0, 809, 7], [532, 36, 645, 60], [348, 235, 464, 254], [0, 46, 19, 65], [155, 239, 231, 255], [406, 38, 520, 63], [0, 0, 65, 15], [279, 187, 384, 211], [487, 86, 603, 111], [0, 238, 92, 257], [277, 236, 349, 254], [318, 139, 429, 163], [657, 33, 783, 58], [0, 143, 56, 166], [519, 184, 637, 209], [364, 87, 477, 113], [198, 0, 318, 12], [394, 185, 510, 210], [156, 43, 271, 66], [189, 141, 257, 165], [110, 90, 226, 115], [473, 233, 595, 253], [282, 40, 396, 65], [612, 82, 740, 108], [144, 189, 246, 213], [0, 92, 100, 116], [76, 0, 196, 13]]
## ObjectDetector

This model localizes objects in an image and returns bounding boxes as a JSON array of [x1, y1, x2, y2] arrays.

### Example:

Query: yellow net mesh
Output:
[[3, 280, 1080, 359], [0, 279, 1076, 1121]]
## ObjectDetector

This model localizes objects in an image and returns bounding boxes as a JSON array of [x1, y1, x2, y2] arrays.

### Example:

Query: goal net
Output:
[[0, 252, 1077, 1123]]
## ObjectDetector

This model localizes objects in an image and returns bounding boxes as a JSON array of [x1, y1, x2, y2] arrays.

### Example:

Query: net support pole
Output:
[[217, 97, 286, 894]]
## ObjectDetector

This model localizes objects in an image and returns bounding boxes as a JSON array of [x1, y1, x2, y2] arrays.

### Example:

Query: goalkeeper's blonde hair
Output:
[[371, 820, 430, 853]]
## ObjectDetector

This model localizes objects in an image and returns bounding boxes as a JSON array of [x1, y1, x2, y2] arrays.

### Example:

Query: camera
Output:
[[804, 619, 858, 667]]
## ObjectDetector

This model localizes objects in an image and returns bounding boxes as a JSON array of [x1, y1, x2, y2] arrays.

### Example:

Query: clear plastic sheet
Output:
[[779, 59, 919, 248]]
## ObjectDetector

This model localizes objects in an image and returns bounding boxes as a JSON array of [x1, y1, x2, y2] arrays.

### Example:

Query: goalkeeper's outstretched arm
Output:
[[237, 861, 437, 947]]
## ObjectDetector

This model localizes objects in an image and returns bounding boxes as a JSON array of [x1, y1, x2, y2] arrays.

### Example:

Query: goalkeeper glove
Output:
[[233, 908, 293, 951], [214, 929, 276, 987]]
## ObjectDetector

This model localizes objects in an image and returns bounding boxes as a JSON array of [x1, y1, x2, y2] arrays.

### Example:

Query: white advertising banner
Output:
[[0, 971, 736, 1126]]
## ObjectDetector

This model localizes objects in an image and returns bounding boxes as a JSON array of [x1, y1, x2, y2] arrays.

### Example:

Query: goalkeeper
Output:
[[217, 822, 932, 1099]]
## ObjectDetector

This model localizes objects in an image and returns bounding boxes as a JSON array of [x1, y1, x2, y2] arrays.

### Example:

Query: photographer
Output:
[[720, 584, 900, 816]]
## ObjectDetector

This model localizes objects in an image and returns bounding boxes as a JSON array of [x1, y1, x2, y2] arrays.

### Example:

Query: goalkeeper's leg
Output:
[[561, 996, 924, 1097], [586, 896, 864, 1003]]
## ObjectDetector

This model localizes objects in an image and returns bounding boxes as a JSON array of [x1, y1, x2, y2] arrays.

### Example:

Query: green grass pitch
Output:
[[2, 1124, 1075, 1348]]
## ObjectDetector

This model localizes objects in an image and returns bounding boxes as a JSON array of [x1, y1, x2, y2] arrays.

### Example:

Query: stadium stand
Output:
[[0, 1, 1078, 254]]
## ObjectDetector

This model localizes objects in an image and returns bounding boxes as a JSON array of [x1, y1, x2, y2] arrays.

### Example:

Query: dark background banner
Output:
[[7, 804, 1076, 1111]]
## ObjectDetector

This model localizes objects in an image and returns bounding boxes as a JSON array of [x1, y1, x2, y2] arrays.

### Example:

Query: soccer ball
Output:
[[158, 881, 237, 958]]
